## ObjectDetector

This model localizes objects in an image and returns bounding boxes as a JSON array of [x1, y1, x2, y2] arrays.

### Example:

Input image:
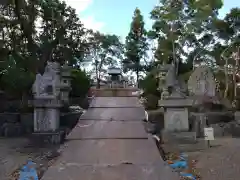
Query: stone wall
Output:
[[234, 111, 240, 122], [0, 100, 24, 113], [146, 110, 235, 138], [0, 97, 90, 113], [190, 111, 234, 125], [0, 112, 82, 137], [190, 111, 235, 138]]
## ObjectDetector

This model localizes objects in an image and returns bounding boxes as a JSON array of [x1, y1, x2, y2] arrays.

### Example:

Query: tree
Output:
[[87, 31, 123, 88], [149, 0, 223, 74], [212, 8, 240, 100], [0, 55, 34, 101], [0, 0, 91, 101], [70, 68, 90, 98], [1, 0, 89, 74], [124, 8, 148, 86], [139, 0, 225, 101]]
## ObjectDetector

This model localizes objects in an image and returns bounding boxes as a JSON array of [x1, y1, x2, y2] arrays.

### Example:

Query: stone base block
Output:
[[161, 130, 197, 144], [30, 130, 65, 146], [160, 130, 207, 153], [161, 139, 206, 153]]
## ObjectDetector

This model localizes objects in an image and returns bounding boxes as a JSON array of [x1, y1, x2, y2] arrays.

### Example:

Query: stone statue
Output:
[[165, 57, 182, 91], [32, 62, 61, 98], [160, 57, 188, 99]]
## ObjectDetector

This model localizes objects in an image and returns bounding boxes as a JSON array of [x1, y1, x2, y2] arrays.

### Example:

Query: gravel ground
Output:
[[0, 137, 63, 180], [188, 137, 240, 180]]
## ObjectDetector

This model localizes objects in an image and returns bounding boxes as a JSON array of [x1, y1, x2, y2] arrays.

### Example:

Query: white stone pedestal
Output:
[[34, 108, 60, 132], [164, 108, 189, 132]]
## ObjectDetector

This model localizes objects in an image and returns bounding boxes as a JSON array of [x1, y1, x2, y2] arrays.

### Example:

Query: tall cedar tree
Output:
[[124, 8, 148, 85]]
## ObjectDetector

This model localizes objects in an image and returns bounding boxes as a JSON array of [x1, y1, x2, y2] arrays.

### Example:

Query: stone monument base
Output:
[[160, 130, 207, 153], [161, 139, 206, 153], [30, 130, 65, 146], [161, 130, 197, 144]]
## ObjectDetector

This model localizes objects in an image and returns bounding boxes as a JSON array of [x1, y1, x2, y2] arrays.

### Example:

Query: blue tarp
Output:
[[18, 161, 38, 180], [168, 153, 196, 180]]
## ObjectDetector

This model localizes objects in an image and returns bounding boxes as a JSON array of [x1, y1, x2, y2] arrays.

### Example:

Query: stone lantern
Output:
[[60, 64, 72, 104]]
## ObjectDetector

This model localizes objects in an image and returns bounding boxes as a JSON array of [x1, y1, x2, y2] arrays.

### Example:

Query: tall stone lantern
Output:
[[60, 64, 72, 104]]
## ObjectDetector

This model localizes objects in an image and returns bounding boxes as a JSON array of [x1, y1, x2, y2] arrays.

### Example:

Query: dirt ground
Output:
[[1, 136, 240, 180], [0, 137, 63, 180], [188, 137, 240, 180]]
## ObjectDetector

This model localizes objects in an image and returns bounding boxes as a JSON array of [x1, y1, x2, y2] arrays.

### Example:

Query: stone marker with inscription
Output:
[[188, 66, 216, 97], [188, 66, 224, 138]]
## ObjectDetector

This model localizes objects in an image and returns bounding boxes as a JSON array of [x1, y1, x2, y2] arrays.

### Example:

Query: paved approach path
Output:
[[42, 97, 179, 180]]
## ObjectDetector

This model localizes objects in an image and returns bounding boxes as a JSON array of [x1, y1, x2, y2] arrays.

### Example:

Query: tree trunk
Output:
[[97, 78, 100, 89], [136, 63, 139, 88], [20, 91, 28, 112], [14, 0, 38, 74], [96, 56, 106, 89], [234, 64, 237, 101], [94, 62, 100, 89], [233, 48, 240, 106], [224, 58, 229, 98]]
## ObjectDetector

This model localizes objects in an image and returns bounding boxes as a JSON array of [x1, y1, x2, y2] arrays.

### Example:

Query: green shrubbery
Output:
[[139, 71, 160, 110], [70, 69, 91, 98]]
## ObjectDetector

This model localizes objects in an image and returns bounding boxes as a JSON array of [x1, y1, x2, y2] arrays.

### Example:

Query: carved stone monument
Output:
[[31, 61, 71, 144], [188, 66, 216, 97], [187, 66, 218, 137]]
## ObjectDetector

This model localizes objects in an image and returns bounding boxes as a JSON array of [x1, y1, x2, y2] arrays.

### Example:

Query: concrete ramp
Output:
[[90, 97, 142, 107], [67, 121, 148, 140], [81, 107, 145, 121], [42, 97, 179, 180], [93, 88, 139, 97]]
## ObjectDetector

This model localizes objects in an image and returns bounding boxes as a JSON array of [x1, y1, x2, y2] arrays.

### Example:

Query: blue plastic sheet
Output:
[[166, 153, 196, 180], [18, 161, 38, 180], [169, 160, 188, 169]]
